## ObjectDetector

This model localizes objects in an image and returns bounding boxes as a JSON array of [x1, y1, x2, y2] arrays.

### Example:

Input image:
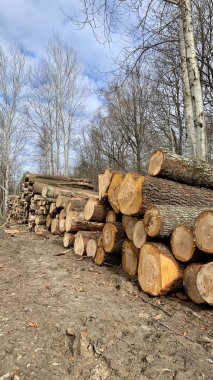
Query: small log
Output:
[[84, 197, 107, 222], [144, 205, 212, 238], [49, 202, 57, 215], [118, 174, 213, 215], [65, 211, 104, 233], [74, 231, 101, 256], [148, 150, 213, 189], [63, 232, 75, 248], [46, 214, 53, 229], [42, 185, 55, 198], [59, 218, 66, 233], [122, 215, 138, 241], [108, 173, 125, 213], [194, 211, 213, 253], [59, 208, 66, 221], [196, 262, 213, 305], [51, 218, 60, 235], [133, 220, 147, 249], [102, 222, 126, 253], [35, 215, 46, 225], [138, 243, 184, 296], [171, 226, 197, 262], [122, 240, 139, 276], [183, 263, 205, 304], [56, 195, 70, 208], [86, 232, 102, 257], [106, 210, 117, 223]]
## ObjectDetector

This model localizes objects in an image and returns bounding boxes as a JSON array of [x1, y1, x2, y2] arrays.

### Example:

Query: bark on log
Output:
[[84, 198, 107, 222], [25, 172, 92, 184], [102, 222, 126, 253], [65, 211, 104, 233], [63, 232, 75, 248], [133, 220, 147, 249], [194, 211, 213, 253], [196, 262, 213, 305], [138, 243, 184, 296], [42, 185, 55, 198], [118, 174, 213, 215], [106, 210, 117, 223], [55, 195, 70, 208], [74, 231, 101, 256], [183, 263, 205, 304], [108, 173, 125, 213], [144, 205, 212, 238], [171, 226, 197, 262], [148, 150, 213, 189], [33, 182, 47, 195], [122, 240, 139, 276]]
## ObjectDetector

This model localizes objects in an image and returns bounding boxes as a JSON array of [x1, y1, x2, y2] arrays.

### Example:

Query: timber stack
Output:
[[6, 151, 213, 306]]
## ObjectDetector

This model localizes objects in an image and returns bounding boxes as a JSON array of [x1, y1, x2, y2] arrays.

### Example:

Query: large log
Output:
[[122, 240, 139, 276], [183, 264, 205, 304], [107, 173, 125, 213], [196, 262, 213, 306], [102, 222, 126, 253], [148, 150, 213, 189], [194, 211, 213, 253], [133, 220, 147, 249], [84, 198, 107, 222], [33, 182, 47, 195], [144, 205, 212, 238], [65, 198, 87, 213], [63, 232, 75, 248], [99, 169, 124, 200], [138, 243, 184, 296], [171, 226, 197, 262], [65, 211, 104, 233], [118, 174, 213, 215], [74, 231, 101, 256]]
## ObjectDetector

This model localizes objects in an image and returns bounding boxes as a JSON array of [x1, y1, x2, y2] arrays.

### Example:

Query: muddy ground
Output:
[[0, 223, 212, 380]]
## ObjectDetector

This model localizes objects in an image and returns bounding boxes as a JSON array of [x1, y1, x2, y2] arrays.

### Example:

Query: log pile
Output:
[[6, 151, 213, 307]]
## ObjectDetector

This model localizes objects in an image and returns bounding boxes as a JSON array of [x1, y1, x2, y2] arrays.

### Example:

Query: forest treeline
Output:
[[0, 0, 213, 214]]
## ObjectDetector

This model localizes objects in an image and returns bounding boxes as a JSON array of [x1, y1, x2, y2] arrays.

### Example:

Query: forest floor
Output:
[[0, 222, 212, 380]]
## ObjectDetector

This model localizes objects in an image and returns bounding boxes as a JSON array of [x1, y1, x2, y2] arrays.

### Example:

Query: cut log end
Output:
[[133, 220, 147, 249], [144, 206, 161, 237], [194, 211, 213, 253], [86, 239, 97, 257], [171, 226, 196, 262], [118, 173, 144, 215], [196, 262, 213, 305], [183, 264, 205, 304], [122, 241, 139, 276], [148, 150, 164, 176], [63, 232, 75, 248], [95, 246, 105, 265], [74, 233, 85, 256]]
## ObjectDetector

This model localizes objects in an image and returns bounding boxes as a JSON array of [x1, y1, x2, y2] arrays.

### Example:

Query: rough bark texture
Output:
[[118, 174, 213, 215], [102, 222, 126, 254], [33, 182, 47, 195], [183, 263, 205, 304], [196, 262, 213, 306], [138, 243, 184, 296], [108, 173, 125, 213], [65, 212, 104, 233], [194, 211, 213, 253], [148, 151, 213, 188], [122, 240, 139, 276], [84, 198, 107, 222], [144, 205, 212, 238], [56, 195, 70, 208]]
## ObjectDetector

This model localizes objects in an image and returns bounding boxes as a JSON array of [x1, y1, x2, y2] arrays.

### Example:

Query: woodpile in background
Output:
[[6, 151, 213, 306]]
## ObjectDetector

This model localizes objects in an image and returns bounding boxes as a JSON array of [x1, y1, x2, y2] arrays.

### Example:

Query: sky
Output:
[[0, 0, 125, 116]]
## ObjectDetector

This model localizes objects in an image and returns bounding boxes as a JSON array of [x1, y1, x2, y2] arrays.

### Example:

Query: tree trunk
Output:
[[107, 173, 125, 213], [148, 150, 213, 188], [138, 243, 184, 296], [122, 240, 139, 276], [196, 262, 213, 306], [118, 174, 213, 215], [144, 205, 212, 238], [63, 232, 75, 248], [183, 263, 205, 304], [194, 211, 213, 253], [102, 222, 126, 253], [84, 197, 107, 222], [133, 220, 147, 249], [171, 226, 197, 262]]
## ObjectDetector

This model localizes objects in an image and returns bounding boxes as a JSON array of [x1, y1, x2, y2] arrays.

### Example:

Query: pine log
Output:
[[194, 211, 213, 253], [138, 243, 184, 296], [133, 220, 147, 249], [183, 264, 205, 304], [84, 198, 107, 222], [148, 150, 213, 189], [35, 215, 46, 225], [196, 262, 213, 305], [63, 232, 75, 248], [122, 240, 139, 276], [56, 195, 70, 208], [107, 173, 125, 213], [51, 218, 60, 234], [144, 205, 212, 238], [106, 210, 117, 223], [171, 226, 197, 262], [65, 211, 104, 233], [102, 222, 126, 253], [122, 215, 139, 241], [118, 174, 213, 215], [74, 231, 101, 256]]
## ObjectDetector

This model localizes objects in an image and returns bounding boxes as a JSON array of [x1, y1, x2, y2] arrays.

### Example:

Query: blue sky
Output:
[[0, 0, 125, 115]]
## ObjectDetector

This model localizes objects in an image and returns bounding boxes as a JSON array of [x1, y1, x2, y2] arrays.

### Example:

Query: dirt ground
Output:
[[0, 223, 212, 380]]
